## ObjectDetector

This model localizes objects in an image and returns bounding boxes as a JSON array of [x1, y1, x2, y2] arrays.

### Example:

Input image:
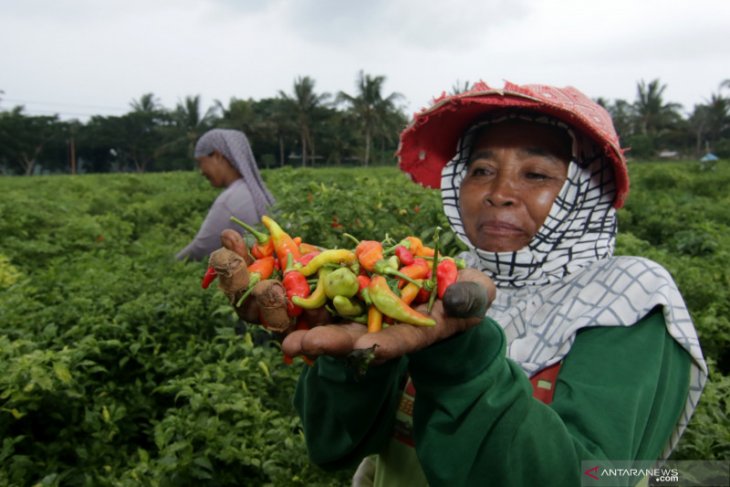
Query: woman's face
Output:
[[196, 151, 233, 188], [459, 120, 571, 252]]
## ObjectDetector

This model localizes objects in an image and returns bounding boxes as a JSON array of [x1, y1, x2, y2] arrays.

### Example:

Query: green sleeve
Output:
[[293, 355, 408, 470], [407, 309, 691, 486]]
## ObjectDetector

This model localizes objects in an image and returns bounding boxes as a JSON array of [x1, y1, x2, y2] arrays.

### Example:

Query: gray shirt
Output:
[[176, 179, 260, 261]]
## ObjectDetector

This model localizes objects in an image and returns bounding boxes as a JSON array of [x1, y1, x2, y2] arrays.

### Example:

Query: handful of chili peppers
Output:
[[200, 215, 464, 336]]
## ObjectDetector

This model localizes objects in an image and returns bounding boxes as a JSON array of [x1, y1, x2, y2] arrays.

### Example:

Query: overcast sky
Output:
[[1, 0, 728, 121]]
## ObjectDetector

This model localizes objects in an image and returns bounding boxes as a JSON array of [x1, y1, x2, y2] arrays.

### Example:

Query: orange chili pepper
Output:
[[367, 306, 383, 333], [235, 256, 276, 306], [299, 242, 320, 255], [355, 240, 384, 272], [230, 216, 275, 259], [399, 281, 422, 306], [261, 215, 301, 267], [397, 258, 431, 288]]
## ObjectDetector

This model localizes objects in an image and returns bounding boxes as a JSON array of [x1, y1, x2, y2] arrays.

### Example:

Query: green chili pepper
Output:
[[332, 295, 365, 317], [291, 268, 331, 309], [368, 275, 435, 327], [324, 267, 359, 299], [297, 249, 357, 277]]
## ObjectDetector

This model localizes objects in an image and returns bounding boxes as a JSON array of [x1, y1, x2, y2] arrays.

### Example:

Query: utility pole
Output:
[[69, 136, 77, 174]]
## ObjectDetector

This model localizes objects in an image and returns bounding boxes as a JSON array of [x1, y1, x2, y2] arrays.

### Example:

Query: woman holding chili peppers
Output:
[[176, 129, 275, 261], [283, 82, 707, 486]]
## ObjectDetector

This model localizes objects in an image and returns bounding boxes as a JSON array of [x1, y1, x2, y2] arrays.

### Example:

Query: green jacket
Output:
[[294, 309, 691, 486]]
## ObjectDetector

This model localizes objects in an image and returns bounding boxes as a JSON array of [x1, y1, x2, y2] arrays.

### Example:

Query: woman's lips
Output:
[[478, 220, 525, 237]]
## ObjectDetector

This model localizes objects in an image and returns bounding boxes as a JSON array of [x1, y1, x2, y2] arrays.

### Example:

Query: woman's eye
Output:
[[526, 172, 550, 180], [467, 165, 493, 177]]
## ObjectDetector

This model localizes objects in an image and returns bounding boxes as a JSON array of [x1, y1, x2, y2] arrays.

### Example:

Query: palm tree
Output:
[[690, 94, 729, 154], [451, 79, 471, 95], [279, 76, 330, 166], [633, 79, 683, 137], [337, 70, 404, 166], [130, 93, 161, 114]]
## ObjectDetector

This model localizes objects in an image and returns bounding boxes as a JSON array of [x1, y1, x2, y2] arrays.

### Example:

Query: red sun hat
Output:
[[397, 81, 629, 208]]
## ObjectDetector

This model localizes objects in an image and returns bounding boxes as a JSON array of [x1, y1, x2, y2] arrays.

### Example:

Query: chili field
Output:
[[1, 162, 728, 486]]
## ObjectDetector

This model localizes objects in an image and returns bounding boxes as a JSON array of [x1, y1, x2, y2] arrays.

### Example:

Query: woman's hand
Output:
[[281, 268, 496, 363]]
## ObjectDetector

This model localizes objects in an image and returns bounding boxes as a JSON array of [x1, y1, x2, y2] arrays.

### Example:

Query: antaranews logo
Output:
[[584, 465, 601, 481], [583, 464, 679, 484], [581, 460, 730, 486]]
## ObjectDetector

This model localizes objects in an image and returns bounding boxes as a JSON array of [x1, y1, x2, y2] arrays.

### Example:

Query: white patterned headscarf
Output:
[[195, 129, 276, 217], [441, 111, 707, 458]]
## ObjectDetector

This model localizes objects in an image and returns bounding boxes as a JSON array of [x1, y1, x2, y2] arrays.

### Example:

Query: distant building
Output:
[[657, 150, 680, 159]]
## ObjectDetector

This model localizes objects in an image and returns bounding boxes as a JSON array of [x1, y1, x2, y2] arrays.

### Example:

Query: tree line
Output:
[[0, 74, 728, 176]]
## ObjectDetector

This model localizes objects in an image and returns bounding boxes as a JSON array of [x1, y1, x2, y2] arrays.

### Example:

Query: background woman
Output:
[[176, 128, 275, 261]]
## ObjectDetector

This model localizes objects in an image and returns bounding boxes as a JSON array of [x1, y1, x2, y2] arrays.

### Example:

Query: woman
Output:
[[176, 129, 275, 261], [281, 82, 707, 486]]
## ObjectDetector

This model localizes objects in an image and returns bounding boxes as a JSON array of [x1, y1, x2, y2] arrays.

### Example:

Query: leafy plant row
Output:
[[0, 162, 727, 486]]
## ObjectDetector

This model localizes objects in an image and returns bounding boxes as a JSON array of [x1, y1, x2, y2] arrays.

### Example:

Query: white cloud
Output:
[[1, 0, 728, 120]]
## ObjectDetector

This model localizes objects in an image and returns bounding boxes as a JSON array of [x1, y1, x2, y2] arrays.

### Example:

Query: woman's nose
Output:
[[485, 175, 517, 206]]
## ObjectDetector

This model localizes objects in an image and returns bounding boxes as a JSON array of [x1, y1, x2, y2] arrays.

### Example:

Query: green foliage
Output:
[[0, 161, 728, 485]]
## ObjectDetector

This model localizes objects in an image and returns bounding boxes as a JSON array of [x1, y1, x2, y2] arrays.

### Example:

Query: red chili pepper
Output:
[[416, 269, 433, 303], [230, 216, 275, 259], [357, 274, 371, 294], [283, 254, 311, 317], [201, 266, 218, 289], [436, 258, 459, 299], [394, 245, 415, 266], [297, 251, 321, 266], [261, 215, 301, 267]]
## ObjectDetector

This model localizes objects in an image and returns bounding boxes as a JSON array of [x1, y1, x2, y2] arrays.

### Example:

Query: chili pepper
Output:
[[297, 249, 356, 277], [291, 268, 330, 309], [372, 259, 422, 287], [427, 227, 441, 312], [282, 255, 310, 317], [399, 236, 436, 257], [399, 281, 422, 306], [299, 242, 320, 255], [324, 267, 359, 299], [230, 216, 274, 259], [417, 275, 433, 303], [419, 246, 435, 258], [397, 258, 431, 288], [235, 256, 276, 306], [367, 306, 383, 333], [332, 295, 365, 317], [297, 251, 321, 267], [368, 275, 435, 327], [355, 240, 384, 272], [248, 256, 275, 280], [357, 275, 371, 294], [394, 245, 415, 266], [201, 266, 218, 289], [422, 255, 467, 269], [436, 258, 459, 299], [261, 215, 301, 266]]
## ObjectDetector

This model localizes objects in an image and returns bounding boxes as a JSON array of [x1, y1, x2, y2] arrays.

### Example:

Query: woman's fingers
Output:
[[353, 301, 482, 362], [281, 323, 367, 357]]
